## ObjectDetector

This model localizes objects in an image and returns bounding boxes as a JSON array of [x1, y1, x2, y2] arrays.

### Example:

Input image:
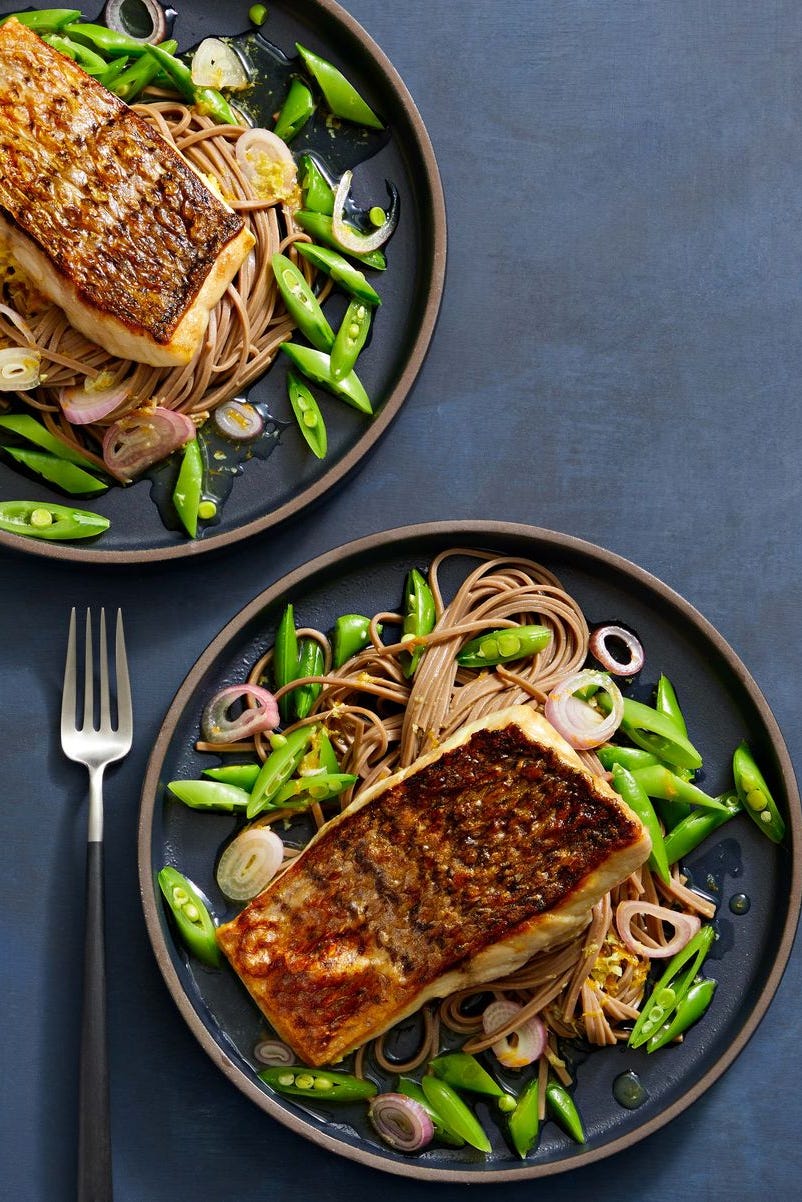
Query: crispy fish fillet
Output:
[[216, 706, 651, 1065], [0, 18, 254, 366]]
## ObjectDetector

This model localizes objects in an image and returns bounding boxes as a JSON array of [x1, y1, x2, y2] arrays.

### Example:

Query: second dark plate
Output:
[[138, 521, 801, 1181]]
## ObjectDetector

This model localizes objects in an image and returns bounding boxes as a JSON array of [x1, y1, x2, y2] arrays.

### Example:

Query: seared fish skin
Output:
[[216, 706, 650, 1066], [0, 19, 254, 366]]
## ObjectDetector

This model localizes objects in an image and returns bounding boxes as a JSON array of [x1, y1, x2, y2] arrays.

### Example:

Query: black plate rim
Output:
[[0, 0, 447, 565], [137, 520, 802, 1181]]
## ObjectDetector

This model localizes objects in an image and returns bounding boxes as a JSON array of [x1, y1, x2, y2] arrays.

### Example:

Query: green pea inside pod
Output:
[[732, 742, 785, 843], [457, 624, 552, 668]]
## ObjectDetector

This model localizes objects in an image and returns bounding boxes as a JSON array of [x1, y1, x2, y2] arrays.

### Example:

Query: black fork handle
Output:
[[77, 840, 113, 1202]]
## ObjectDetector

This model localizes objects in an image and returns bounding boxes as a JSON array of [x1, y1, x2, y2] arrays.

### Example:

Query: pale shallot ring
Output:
[[544, 669, 623, 749], [253, 1038, 294, 1066], [201, 683, 279, 743], [482, 999, 546, 1068], [615, 901, 701, 959], [59, 380, 131, 425], [102, 408, 196, 482], [368, 1093, 434, 1152], [216, 827, 283, 901], [589, 625, 645, 675], [331, 170, 399, 254]]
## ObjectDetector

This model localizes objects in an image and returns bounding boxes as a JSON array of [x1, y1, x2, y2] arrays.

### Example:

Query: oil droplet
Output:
[[613, 1070, 648, 1110], [729, 893, 751, 915]]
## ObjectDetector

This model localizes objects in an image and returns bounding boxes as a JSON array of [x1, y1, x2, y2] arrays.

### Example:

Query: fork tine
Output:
[[61, 607, 77, 735], [82, 609, 94, 731], [98, 608, 111, 732], [115, 609, 133, 738]]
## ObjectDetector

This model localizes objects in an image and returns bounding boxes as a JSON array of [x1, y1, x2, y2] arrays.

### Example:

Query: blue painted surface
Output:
[[1, 1, 801, 1198]]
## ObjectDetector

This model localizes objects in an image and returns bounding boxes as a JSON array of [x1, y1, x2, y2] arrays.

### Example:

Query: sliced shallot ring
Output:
[[332, 170, 399, 254], [0, 346, 40, 391], [482, 999, 546, 1068], [253, 1038, 294, 1066], [102, 407, 196, 482], [616, 901, 701, 959], [544, 669, 624, 749], [236, 127, 295, 175], [201, 683, 279, 743], [59, 378, 131, 426], [191, 38, 249, 91], [368, 1093, 434, 1152], [589, 625, 645, 675], [103, 0, 167, 43], [216, 827, 283, 900]]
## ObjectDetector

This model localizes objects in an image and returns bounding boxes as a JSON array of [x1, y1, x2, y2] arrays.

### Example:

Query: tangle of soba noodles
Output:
[[199, 549, 715, 1117], [0, 102, 321, 471]]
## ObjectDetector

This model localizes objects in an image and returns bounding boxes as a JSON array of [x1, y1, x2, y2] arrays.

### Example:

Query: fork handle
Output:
[[77, 839, 113, 1202]]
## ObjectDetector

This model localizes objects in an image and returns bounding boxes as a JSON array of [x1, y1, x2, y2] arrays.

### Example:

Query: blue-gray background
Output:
[[2, 0, 801, 1198]]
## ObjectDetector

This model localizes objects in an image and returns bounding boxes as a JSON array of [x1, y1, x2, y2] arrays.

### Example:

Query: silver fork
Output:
[[61, 609, 133, 1202]]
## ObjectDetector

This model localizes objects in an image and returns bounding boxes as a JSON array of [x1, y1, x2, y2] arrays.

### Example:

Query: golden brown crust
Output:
[[0, 19, 254, 366], [216, 706, 651, 1065]]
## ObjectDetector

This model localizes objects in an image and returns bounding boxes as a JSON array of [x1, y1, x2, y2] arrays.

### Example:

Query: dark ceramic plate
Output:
[[138, 522, 801, 1181], [0, 0, 445, 563]]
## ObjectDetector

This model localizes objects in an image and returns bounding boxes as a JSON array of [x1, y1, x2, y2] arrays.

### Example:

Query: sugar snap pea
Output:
[[110, 39, 178, 100], [280, 343, 372, 415], [457, 624, 551, 668], [0, 499, 109, 541], [332, 613, 376, 667], [247, 725, 316, 818], [630, 765, 728, 813], [596, 744, 662, 772], [62, 21, 161, 57], [396, 1077, 465, 1146], [202, 763, 261, 790], [655, 674, 689, 737], [272, 254, 334, 352], [508, 1078, 540, 1159], [330, 299, 372, 380], [260, 1065, 377, 1100], [296, 43, 383, 129], [0, 9, 80, 33], [421, 1075, 491, 1153], [295, 243, 381, 305], [545, 1082, 585, 1144], [611, 764, 670, 884], [646, 977, 717, 1052], [1, 446, 107, 495], [732, 741, 785, 843], [0, 413, 101, 470], [628, 924, 715, 1048], [663, 790, 742, 864], [273, 77, 315, 142], [273, 603, 299, 722], [299, 154, 335, 215], [168, 779, 251, 813], [173, 438, 203, 538], [45, 34, 109, 76], [157, 866, 221, 968], [401, 568, 435, 677], [287, 371, 327, 459], [294, 638, 324, 719], [429, 1053, 503, 1097], [271, 771, 356, 809]]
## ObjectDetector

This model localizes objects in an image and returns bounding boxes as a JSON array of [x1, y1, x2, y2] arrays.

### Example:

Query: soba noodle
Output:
[[0, 103, 320, 469], [202, 549, 714, 1108]]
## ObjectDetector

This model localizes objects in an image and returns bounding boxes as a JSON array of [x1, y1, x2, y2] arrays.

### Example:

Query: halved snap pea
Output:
[[457, 624, 551, 668]]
